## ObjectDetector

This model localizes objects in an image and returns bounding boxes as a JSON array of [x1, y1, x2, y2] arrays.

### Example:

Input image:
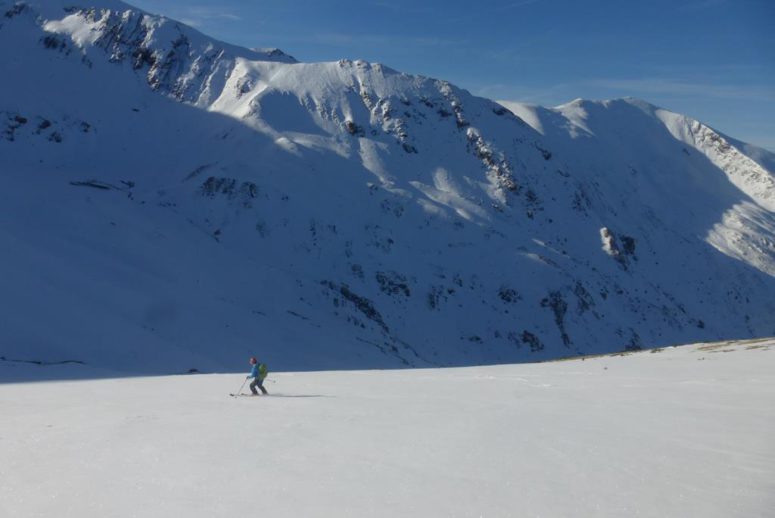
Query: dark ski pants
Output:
[[250, 377, 268, 395]]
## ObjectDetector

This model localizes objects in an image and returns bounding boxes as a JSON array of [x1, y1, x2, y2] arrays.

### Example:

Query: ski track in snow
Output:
[[1, 340, 774, 518]]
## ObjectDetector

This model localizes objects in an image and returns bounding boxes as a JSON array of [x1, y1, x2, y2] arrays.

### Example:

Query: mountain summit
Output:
[[2, 0, 774, 375]]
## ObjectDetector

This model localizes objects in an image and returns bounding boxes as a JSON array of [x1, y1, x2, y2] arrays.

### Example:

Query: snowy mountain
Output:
[[1, 0, 774, 376]]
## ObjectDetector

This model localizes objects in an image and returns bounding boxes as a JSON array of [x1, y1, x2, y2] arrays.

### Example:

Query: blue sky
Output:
[[131, 0, 774, 151]]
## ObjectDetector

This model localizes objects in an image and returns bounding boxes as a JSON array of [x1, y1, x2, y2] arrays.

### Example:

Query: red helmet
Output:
[[249, 357, 257, 364]]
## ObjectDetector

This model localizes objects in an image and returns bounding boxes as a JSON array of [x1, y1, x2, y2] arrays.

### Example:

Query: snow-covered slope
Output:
[[499, 98, 775, 276], [1, 0, 774, 375], [2, 339, 774, 517]]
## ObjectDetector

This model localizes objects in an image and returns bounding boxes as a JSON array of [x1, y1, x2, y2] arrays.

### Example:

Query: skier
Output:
[[247, 357, 268, 396]]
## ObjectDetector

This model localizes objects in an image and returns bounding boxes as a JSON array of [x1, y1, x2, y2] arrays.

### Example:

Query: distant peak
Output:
[[557, 97, 658, 111], [612, 97, 660, 112], [250, 47, 298, 64]]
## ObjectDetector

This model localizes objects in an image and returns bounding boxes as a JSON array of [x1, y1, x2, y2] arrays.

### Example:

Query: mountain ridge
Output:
[[1, 0, 774, 376]]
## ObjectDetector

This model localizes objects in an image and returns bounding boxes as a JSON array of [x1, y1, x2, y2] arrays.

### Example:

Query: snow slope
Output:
[[1, 0, 775, 374], [1, 339, 774, 517]]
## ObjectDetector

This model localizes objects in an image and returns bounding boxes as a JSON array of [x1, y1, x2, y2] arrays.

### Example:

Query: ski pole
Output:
[[231, 377, 248, 396]]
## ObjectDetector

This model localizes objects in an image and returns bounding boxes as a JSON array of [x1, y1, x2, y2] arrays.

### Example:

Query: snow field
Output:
[[2, 339, 774, 517]]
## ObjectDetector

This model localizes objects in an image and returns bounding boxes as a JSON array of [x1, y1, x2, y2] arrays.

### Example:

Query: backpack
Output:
[[258, 363, 268, 380]]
